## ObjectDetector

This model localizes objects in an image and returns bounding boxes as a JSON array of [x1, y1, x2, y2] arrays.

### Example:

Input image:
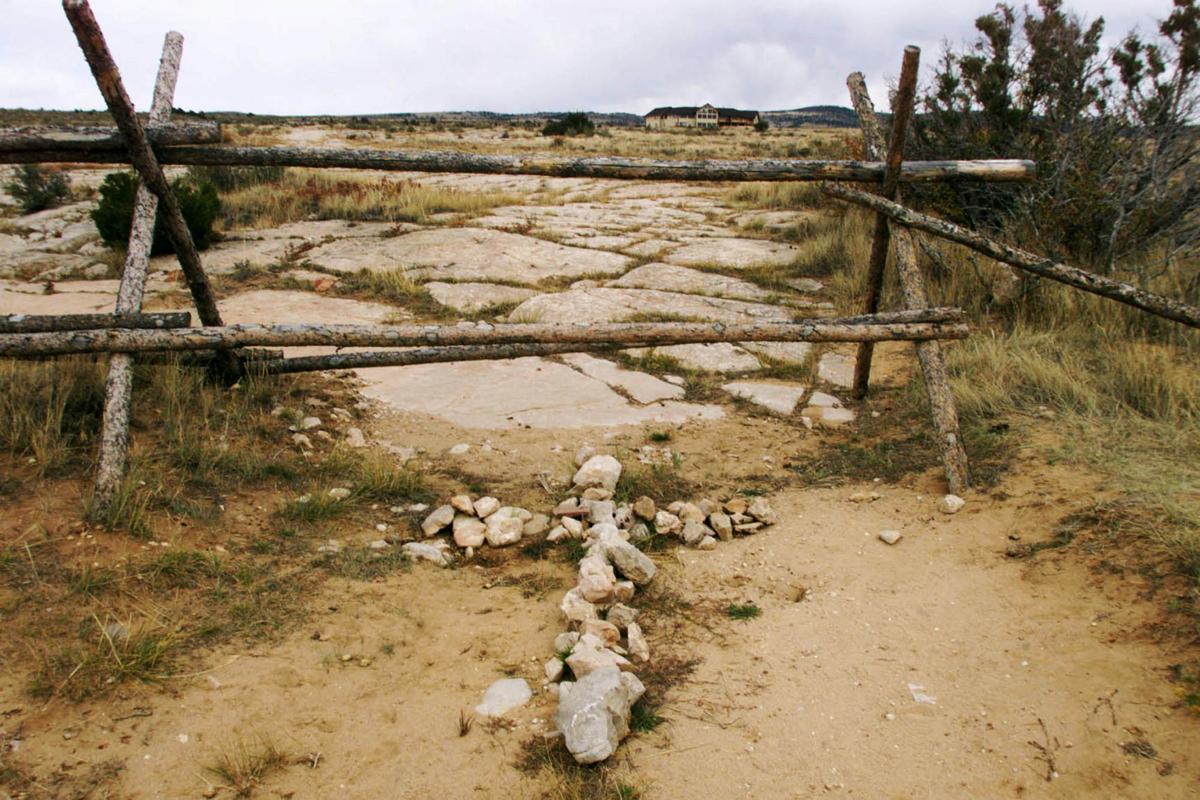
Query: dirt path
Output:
[[626, 474, 1198, 798]]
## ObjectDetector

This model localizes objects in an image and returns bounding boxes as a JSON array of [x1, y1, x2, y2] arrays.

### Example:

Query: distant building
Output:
[[644, 103, 760, 129]]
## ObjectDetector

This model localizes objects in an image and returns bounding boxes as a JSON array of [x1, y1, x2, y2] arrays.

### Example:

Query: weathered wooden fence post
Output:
[[93, 30, 184, 510], [850, 46, 920, 397], [61, 0, 226, 331], [845, 50, 971, 494]]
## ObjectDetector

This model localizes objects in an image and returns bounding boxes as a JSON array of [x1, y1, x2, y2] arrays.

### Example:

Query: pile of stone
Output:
[[547, 451, 779, 552], [419, 494, 550, 557]]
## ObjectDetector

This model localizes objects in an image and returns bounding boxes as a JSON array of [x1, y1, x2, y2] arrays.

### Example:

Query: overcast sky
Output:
[[0, 1, 1170, 116]]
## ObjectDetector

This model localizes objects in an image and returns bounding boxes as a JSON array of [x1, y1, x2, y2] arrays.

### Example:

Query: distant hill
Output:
[[762, 106, 860, 128]]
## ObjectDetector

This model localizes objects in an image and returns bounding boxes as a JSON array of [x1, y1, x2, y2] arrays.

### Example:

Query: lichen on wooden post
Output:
[[93, 29, 183, 509], [844, 52, 971, 493]]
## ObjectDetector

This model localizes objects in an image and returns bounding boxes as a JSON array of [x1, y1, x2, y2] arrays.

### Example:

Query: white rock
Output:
[[547, 525, 569, 543], [709, 512, 733, 541], [475, 678, 532, 717], [485, 509, 525, 547], [453, 515, 487, 548], [450, 494, 475, 514], [677, 503, 705, 523], [554, 631, 580, 653], [560, 588, 599, 624], [938, 494, 966, 514], [807, 391, 843, 408], [524, 513, 552, 536], [565, 634, 633, 679], [626, 622, 650, 663], [698, 535, 718, 550], [681, 521, 712, 546], [344, 427, 367, 448], [605, 603, 638, 632], [588, 500, 616, 524], [555, 666, 645, 764], [605, 540, 657, 586], [300, 416, 322, 430], [663, 375, 685, 386], [545, 658, 565, 682], [746, 497, 778, 525], [368, 539, 390, 550], [448, 443, 470, 455], [421, 504, 455, 536], [291, 433, 312, 449], [879, 529, 903, 545], [573, 454, 623, 493], [613, 581, 636, 603], [653, 510, 682, 534], [402, 541, 452, 566], [575, 445, 597, 467], [578, 555, 617, 603], [473, 496, 501, 518], [582, 619, 622, 647], [582, 487, 613, 501], [722, 381, 807, 415], [327, 487, 352, 500], [561, 517, 584, 538]]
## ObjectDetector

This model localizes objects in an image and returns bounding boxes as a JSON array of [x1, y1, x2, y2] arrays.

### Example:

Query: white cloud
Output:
[[0, 0, 1171, 115]]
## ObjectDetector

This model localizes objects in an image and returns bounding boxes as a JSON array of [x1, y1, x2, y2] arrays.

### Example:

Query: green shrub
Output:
[[91, 172, 219, 255], [542, 112, 595, 137], [186, 164, 285, 192], [6, 164, 71, 213]]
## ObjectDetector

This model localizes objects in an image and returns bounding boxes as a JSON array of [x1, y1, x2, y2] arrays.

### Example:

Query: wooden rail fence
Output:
[[11, 0, 1186, 505]]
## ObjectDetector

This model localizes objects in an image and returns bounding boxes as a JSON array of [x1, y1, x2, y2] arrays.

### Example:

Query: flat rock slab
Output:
[[664, 238, 800, 270], [818, 351, 855, 388], [150, 237, 296, 275], [508, 287, 793, 325], [622, 239, 681, 258], [631, 342, 762, 373], [722, 381, 807, 415], [356, 357, 722, 429], [217, 289, 404, 357], [560, 352, 685, 404], [424, 281, 536, 312], [605, 262, 774, 303], [308, 228, 631, 285]]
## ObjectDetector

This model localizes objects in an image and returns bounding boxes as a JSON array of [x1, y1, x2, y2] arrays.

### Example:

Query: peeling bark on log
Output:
[[2, 141, 1038, 183], [851, 48, 920, 399], [0, 121, 220, 153], [0, 311, 190, 333], [0, 317, 969, 358], [94, 30, 183, 510], [845, 57, 971, 493], [824, 184, 1200, 329], [62, 0, 225, 334]]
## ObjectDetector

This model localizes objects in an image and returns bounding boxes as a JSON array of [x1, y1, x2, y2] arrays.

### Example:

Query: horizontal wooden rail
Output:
[[0, 311, 191, 333], [0, 121, 221, 154], [1, 142, 1036, 183], [0, 311, 969, 358], [824, 183, 1200, 329]]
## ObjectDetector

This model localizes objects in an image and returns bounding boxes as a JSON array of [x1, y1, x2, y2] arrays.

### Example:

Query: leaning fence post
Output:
[[850, 46, 920, 397], [61, 0, 226, 332], [93, 30, 183, 510], [845, 52, 971, 493]]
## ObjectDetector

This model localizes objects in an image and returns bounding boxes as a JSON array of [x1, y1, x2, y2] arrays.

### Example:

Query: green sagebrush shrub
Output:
[[91, 171, 219, 255], [542, 112, 595, 137], [6, 164, 71, 213]]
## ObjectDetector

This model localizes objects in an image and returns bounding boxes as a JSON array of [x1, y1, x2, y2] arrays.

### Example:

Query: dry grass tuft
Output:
[[205, 737, 289, 798], [218, 169, 519, 229]]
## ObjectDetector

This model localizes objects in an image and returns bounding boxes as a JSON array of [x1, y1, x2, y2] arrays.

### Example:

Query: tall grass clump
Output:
[[725, 182, 822, 210], [0, 357, 107, 475], [218, 170, 518, 228]]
